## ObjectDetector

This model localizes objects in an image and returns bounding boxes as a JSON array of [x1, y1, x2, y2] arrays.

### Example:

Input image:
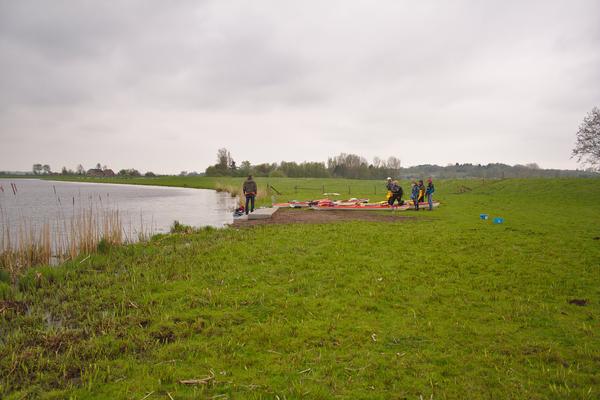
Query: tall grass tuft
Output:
[[0, 219, 53, 281], [0, 195, 145, 282], [215, 182, 240, 197], [215, 181, 268, 207]]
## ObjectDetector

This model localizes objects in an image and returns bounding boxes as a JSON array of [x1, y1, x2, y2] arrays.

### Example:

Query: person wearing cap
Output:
[[410, 181, 420, 210], [388, 180, 404, 207], [425, 178, 435, 210], [242, 175, 257, 215]]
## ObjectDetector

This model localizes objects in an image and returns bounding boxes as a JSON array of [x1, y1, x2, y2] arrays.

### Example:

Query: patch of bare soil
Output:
[[233, 208, 424, 227], [568, 299, 589, 306], [0, 300, 28, 315]]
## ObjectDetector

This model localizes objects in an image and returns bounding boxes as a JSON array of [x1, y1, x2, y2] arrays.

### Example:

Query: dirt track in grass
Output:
[[232, 207, 426, 226]]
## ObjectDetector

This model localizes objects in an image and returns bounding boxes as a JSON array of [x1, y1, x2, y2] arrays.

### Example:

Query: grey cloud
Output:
[[1, 0, 600, 172], [1, 0, 320, 110]]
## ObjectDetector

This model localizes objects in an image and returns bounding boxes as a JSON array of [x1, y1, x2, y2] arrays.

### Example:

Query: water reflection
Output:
[[0, 179, 239, 248]]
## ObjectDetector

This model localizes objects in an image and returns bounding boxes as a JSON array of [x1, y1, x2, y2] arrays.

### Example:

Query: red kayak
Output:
[[273, 198, 370, 208], [274, 198, 440, 210], [311, 201, 439, 211]]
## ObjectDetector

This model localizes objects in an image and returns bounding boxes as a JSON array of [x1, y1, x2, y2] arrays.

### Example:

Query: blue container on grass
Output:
[[480, 214, 488, 220], [493, 217, 504, 224]]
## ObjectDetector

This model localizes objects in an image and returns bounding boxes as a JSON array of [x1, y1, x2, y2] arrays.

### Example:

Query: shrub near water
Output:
[[0, 178, 598, 399], [215, 181, 268, 207]]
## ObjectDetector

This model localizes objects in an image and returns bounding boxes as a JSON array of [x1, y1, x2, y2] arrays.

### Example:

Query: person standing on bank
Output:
[[425, 178, 435, 210], [242, 175, 257, 215], [388, 180, 404, 207]]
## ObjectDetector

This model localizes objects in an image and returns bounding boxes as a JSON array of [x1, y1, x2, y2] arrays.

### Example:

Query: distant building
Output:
[[86, 168, 103, 177], [86, 168, 115, 177]]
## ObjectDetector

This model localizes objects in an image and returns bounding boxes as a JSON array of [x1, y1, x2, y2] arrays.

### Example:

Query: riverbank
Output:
[[0, 179, 237, 279], [1, 178, 599, 399]]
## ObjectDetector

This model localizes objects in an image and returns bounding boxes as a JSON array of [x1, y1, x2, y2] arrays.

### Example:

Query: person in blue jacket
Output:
[[425, 178, 435, 210], [410, 181, 420, 210]]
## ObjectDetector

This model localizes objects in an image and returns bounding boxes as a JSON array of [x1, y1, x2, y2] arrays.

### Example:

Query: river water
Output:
[[0, 179, 238, 245]]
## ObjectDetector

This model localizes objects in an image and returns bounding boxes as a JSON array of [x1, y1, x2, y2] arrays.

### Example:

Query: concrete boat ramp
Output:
[[234, 207, 279, 221]]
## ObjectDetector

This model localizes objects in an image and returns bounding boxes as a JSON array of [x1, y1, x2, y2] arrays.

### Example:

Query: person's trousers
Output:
[[245, 195, 255, 215], [412, 197, 419, 210], [427, 193, 433, 210], [388, 193, 402, 206]]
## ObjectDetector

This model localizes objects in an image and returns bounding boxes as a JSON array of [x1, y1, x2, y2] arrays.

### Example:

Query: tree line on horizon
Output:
[[3, 107, 598, 179], [15, 163, 157, 177], [5, 103, 598, 181], [203, 107, 600, 179], [203, 148, 597, 180]]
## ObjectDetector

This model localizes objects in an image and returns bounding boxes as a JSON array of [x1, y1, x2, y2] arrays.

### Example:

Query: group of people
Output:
[[241, 174, 435, 215], [386, 177, 435, 210]]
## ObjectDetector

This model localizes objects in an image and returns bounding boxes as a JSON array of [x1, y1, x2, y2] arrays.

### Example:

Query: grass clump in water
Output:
[[0, 193, 149, 280], [170, 220, 197, 234]]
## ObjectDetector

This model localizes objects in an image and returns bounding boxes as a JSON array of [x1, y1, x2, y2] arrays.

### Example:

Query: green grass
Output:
[[1, 178, 599, 399], [46, 175, 484, 207]]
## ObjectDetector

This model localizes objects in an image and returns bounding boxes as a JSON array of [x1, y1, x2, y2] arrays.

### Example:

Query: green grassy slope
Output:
[[1, 178, 599, 399]]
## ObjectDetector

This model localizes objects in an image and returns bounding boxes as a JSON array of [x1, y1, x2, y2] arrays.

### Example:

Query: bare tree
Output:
[[216, 148, 230, 170], [572, 106, 600, 170], [76, 164, 85, 175], [387, 156, 401, 170], [215, 148, 237, 173]]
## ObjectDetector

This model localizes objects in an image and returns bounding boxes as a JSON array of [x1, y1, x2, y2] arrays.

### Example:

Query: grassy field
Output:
[[1, 177, 599, 399], [44, 175, 425, 207]]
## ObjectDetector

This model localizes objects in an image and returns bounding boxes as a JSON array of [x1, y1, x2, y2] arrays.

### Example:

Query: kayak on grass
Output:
[[272, 200, 313, 208], [310, 201, 440, 211], [273, 198, 370, 208], [273, 198, 440, 211]]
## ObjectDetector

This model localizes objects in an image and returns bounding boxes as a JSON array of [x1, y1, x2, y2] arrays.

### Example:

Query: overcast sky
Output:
[[1, 0, 599, 173]]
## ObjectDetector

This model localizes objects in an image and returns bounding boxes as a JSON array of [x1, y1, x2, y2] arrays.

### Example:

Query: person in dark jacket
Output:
[[242, 175, 257, 215], [385, 177, 393, 202], [388, 180, 404, 206], [410, 181, 420, 210], [417, 180, 425, 204], [425, 178, 435, 210]]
